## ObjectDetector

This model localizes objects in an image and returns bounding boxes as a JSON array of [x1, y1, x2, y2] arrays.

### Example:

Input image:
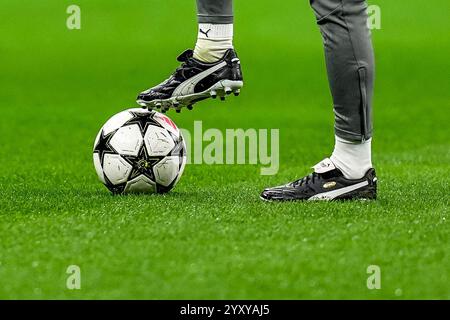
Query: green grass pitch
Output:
[[0, 0, 449, 299]]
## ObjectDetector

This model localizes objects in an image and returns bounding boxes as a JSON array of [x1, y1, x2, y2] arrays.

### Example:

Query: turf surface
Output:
[[0, 0, 449, 299]]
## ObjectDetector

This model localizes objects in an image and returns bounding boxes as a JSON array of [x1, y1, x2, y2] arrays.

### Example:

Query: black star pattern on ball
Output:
[[122, 111, 164, 133], [122, 144, 165, 182], [93, 129, 118, 166]]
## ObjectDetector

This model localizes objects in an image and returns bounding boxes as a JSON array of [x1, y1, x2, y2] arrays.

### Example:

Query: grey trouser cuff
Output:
[[196, 0, 234, 24], [310, 0, 375, 142]]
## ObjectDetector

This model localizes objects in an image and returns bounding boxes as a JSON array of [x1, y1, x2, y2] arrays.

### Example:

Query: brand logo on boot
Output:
[[323, 181, 337, 189]]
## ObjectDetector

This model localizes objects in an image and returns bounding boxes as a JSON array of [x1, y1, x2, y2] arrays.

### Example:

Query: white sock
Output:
[[330, 136, 373, 179], [193, 23, 233, 63]]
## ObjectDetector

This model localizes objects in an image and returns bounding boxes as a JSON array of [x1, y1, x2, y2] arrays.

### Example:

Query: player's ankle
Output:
[[193, 23, 233, 63], [330, 136, 372, 180], [193, 39, 233, 62]]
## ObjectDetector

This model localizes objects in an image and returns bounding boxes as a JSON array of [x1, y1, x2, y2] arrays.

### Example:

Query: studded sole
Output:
[[137, 80, 243, 113]]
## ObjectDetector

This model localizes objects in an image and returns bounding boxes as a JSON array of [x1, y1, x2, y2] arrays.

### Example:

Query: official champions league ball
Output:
[[93, 108, 186, 194]]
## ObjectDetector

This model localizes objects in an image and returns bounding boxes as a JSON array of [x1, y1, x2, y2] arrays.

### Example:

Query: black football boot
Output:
[[260, 158, 377, 201], [137, 49, 243, 113]]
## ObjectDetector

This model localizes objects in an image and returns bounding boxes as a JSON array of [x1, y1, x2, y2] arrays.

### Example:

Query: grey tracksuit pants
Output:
[[197, 0, 374, 142]]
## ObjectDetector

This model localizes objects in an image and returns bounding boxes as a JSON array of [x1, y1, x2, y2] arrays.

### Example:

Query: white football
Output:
[[93, 108, 186, 194]]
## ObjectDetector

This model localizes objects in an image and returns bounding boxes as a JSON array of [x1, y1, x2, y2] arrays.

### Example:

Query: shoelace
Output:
[[152, 61, 193, 89], [173, 60, 189, 74], [173, 63, 187, 76], [173, 59, 198, 79], [292, 172, 319, 187]]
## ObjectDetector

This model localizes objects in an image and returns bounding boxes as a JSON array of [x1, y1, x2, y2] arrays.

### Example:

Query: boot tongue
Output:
[[312, 158, 336, 174], [177, 49, 194, 62]]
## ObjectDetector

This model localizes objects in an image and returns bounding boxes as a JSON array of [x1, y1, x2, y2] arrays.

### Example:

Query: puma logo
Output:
[[172, 61, 227, 96], [199, 28, 211, 38], [323, 181, 337, 189]]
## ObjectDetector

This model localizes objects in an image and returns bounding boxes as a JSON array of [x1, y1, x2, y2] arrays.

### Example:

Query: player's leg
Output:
[[194, 0, 234, 62], [261, 0, 376, 201], [136, 0, 243, 113]]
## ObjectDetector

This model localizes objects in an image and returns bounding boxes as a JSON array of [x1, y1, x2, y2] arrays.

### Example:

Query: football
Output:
[[93, 108, 186, 194]]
